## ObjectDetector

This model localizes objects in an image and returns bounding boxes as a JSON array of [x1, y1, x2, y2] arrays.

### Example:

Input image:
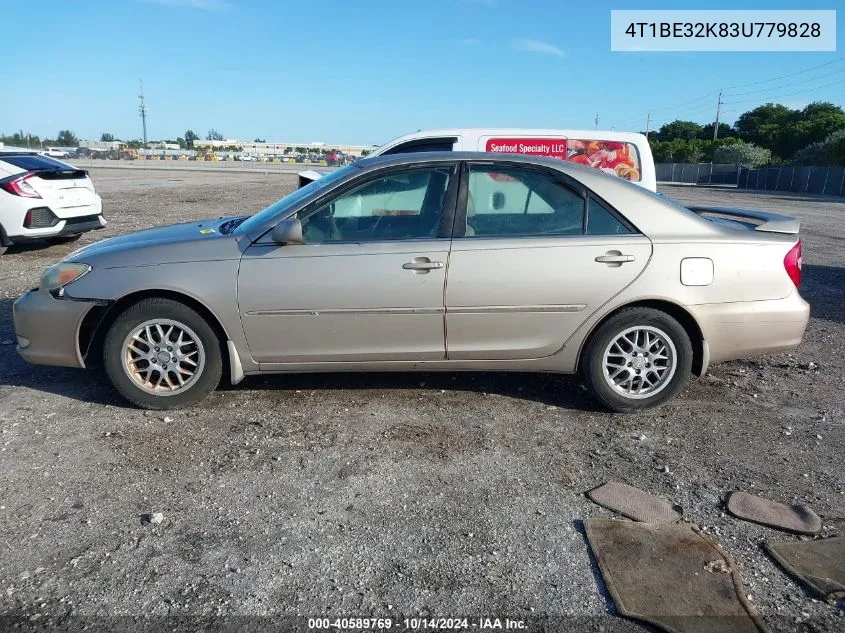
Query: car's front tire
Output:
[[580, 307, 693, 412], [102, 298, 223, 409]]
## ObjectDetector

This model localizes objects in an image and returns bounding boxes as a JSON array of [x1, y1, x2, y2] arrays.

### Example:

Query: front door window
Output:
[[300, 167, 452, 243]]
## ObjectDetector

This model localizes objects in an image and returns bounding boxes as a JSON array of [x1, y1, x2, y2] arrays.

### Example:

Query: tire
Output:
[[103, 298, 223, 409], [580, 307, 693, 413], [49, 234, 82, 244]]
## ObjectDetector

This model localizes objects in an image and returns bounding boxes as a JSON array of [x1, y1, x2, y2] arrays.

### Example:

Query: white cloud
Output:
[[141, 0, 234, 11], [511, 38, 564, 57]]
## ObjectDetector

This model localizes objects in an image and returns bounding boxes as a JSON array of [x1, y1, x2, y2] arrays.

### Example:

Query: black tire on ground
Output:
[[102, 298, 223, 409], [580, 307, 693, 413], [49, 234, 82, 244]]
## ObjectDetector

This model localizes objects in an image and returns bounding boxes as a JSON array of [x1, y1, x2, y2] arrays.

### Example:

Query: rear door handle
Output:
[[595, 252, 635, 264], [403, 257, 444, 272]]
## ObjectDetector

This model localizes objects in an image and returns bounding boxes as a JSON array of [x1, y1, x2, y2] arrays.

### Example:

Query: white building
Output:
[[193, 139, 373, 157]]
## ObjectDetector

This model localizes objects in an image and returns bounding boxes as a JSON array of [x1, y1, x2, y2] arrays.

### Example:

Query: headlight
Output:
[[40, 262, 91, 293]]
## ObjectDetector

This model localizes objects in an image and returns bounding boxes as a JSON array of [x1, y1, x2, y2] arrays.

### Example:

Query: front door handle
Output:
[[403, 257, 444, 273], [595, 251, 635, 264]]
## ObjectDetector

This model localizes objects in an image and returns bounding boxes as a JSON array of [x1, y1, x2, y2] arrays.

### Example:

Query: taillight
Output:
[[0, 172, 42, 198], [783, 240, 802, 287]]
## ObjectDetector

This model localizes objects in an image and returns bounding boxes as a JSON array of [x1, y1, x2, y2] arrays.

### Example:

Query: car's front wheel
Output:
[[580, 307, 692, 412], [103, 298, 223, 409]]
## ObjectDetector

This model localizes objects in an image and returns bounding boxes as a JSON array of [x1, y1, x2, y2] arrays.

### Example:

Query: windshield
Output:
[[237, 164, 358, 235]]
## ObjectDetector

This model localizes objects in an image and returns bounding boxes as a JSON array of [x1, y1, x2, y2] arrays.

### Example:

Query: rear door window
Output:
[[465, 166, 585, 237]]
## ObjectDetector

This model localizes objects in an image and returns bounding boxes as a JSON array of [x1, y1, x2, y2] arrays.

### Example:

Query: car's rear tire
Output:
[[580, 307, 692, 412], [103, 298, 223, 409], [49, 234, 82, 244]]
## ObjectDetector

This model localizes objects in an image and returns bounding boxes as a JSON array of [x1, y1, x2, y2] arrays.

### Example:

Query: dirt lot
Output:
[[0, 169, 842, 632]]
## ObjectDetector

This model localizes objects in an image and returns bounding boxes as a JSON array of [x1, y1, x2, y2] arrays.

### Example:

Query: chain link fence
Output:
[[656, 163, 739, 185], [738, 165, 845, 196], [658, 162, 845, 196]]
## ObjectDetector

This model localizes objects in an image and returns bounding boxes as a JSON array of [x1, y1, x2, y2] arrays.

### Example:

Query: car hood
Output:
[[66, 217, 244, 267]]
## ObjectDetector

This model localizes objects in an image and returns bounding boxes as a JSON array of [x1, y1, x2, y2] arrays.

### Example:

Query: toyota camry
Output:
[[12, 152, 809, 412]]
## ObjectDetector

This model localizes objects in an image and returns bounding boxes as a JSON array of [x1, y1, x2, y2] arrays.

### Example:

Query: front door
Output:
[[445, 163, 652, 360], [239, 164, 457, 364]]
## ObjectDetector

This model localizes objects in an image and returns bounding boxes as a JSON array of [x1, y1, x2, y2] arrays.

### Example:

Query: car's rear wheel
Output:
[[103, 298, 222, 409], [581, 307, 692, 412]]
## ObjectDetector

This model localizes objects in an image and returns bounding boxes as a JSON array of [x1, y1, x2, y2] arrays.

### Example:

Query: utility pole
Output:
[[645, 112, 652, 138], [594, 113, 600, 130], [138, 80, 148, 147], [713, 90, 723, 140]]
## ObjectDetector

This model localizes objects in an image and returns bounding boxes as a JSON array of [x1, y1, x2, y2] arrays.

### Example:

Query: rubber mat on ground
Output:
[[726, 491, 822, 535], [765, 536, 845, 599], [584, 519, 768, 633], [587, 481, 682, 523]]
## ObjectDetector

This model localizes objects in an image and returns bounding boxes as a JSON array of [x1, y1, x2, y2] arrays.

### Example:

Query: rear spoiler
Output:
[[688, 206, 800, 234], [297, 169, 327, 188]]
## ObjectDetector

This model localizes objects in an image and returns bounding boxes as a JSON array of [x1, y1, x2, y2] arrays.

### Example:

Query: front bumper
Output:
[[13, 289, 98, 368], [688, 291, 811, 364]]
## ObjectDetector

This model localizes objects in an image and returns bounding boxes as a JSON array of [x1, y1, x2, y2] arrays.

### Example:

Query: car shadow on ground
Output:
[[802, 264, 845, 325], [242, 370, 599, 412], [0, 297, 599, 411]]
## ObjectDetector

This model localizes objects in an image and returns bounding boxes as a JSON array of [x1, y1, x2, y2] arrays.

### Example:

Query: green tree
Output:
[[206, 129, 225, 141], [734, 104, 794, 157], [360, 149, 371, 157], [56, 130, 79, 146], [184, 130, 199, 149], [781, 102, 845, 160], [792, 129, 845, 165], [713, 141, 772, 167], [253, 138, 266, 143], [100, 133, 115, 142], [700, 122, 734, 140], [656, 120, 703, 141]]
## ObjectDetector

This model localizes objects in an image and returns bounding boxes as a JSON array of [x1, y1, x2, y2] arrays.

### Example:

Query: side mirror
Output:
[[271, 218, 304, 244]]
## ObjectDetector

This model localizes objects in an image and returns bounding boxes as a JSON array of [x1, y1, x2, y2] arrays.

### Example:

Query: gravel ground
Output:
[[0, 170, 842, 632]]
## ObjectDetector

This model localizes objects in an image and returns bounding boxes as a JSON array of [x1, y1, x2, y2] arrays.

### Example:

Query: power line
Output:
[[723, 77, 845, 105], [723, 56, 844, 91], [614, 92, 715, 127], [611, 57, 844, 132], [726, 68, 844, 98]]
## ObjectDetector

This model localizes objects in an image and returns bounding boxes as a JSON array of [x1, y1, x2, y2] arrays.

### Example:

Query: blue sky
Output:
[[1, 0, 843, 145]]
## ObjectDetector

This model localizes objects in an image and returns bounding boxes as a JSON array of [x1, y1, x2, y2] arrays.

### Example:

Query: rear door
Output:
[[445, 162, 652, 360]]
